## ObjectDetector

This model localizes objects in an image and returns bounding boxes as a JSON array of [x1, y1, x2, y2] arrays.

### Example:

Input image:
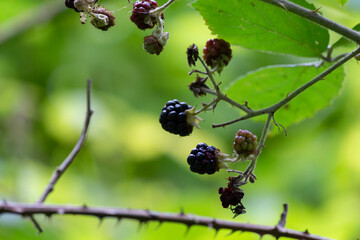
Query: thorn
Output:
[[98, 217, 104, 227], [184, 224, 192, 236], [44, 213, 53, 221], [277, 203, 288, 228], [179, 207, 185, 216], [311, 7, 322, 15], [225, 230, 235, 237], [114, 218, 122, 228], [82, 203, 88, 209], [137, 221, 144, 232], [279, 3, 288, 10], [154, 220, 163, 230], [304, 229, 310, 234], [137, 220, 148, 232], [212, 228, 219, 239]]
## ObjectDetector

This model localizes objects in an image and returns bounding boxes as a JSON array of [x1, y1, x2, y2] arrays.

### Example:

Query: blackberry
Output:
[[65, 0, 80, 12], [90, 8, 116, 31], [143, 35, 163, 55], [159, 99, 194, 136], [203, 38, 232, 73], [187, 143, 220, 175], [218, 187, 244, 208], [233, 129, 257, 158], [130, 0, 158, 30]]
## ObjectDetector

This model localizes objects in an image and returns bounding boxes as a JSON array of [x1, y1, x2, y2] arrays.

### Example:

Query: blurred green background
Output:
[[1, 0, 360, 239]]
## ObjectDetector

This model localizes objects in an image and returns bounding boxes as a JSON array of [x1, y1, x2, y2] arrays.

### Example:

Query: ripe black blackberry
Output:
[[233, 129, 258, 158], [203, 38, 232, 73], [130, 0, 158, 30], [65, 0, 80, 12], [187, 143, 220, 174], [218, 187, 244, 208], [159, 99, 197, 136]]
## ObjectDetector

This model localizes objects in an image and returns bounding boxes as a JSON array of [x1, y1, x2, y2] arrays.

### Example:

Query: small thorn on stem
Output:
[[276, 204, 288, 228]]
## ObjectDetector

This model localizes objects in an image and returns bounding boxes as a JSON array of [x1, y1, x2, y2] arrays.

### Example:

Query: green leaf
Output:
[[332, 23, 360, 49], [337, 0, 349, 6], [226, 63, 344, 127], [192, 0, 329, 57]]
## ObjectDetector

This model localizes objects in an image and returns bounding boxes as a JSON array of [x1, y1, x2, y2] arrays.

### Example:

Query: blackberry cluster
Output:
[[91, 8, 116, 31], [130, 0, 158, 30], [233, 129, 258, 158], [159, 99, 193, 136], [218, 187, 244, 208], [187, 143, 219, 175], [203, 38, 232, 72], [65, 0, 80, 12]]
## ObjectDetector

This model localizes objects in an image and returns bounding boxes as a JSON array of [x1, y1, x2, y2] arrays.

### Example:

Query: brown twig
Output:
[[37, 79, 94, 204], [212, 46, 360, 128], [0, 202, 332, 240], [260, 0, 360, 44]]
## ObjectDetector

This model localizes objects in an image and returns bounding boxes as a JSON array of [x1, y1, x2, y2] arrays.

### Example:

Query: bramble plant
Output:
[[1, 0, 360, 239]]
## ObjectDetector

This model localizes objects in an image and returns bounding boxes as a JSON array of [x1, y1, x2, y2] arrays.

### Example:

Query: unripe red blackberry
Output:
[[91, 8, 116, 31], [143, 35, 163, 55], [218, 187, 244, 208], [130, 0, 158, 30], [203, 39, 232, 73], [65, 0, 80, 12], [159, 99, 201, 136], [187, 143, 221, 175], [233, 129, 257, 158]]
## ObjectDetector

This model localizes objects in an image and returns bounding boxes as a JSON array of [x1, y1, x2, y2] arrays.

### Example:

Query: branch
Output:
[[0, 202, 332, 240], [37, 79, 94, 204], [0, 2, 65, 45], [213, 46, 360, 128], [260, 0, 360, 44]]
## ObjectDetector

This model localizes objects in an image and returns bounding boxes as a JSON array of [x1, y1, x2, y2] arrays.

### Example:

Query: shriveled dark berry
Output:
[[65, 0, 80, 12], [187, 143, 220, 175], [233, 129, 258, 158], [218, 187, 244, 208], [203, 38, 232, 73], [130, 0, 158, 30], [187, 44, 199, 67], [188, 75, 209, 97], [159, 99, 193, 136], [91, 8, 116, 31], [143, 35, 163, 55]]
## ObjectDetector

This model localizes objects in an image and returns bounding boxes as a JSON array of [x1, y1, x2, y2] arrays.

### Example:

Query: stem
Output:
[[198, 59, 252, 114], [194, 98, 220, 114], [261, 0, 360, 43], [243, 113, 272, 178], [256, 113, 273, 154], [213, 47, 360, 128], [149, 0, 176, 15], [37, 79, 94, 204], [0, 202, 332, 240]]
